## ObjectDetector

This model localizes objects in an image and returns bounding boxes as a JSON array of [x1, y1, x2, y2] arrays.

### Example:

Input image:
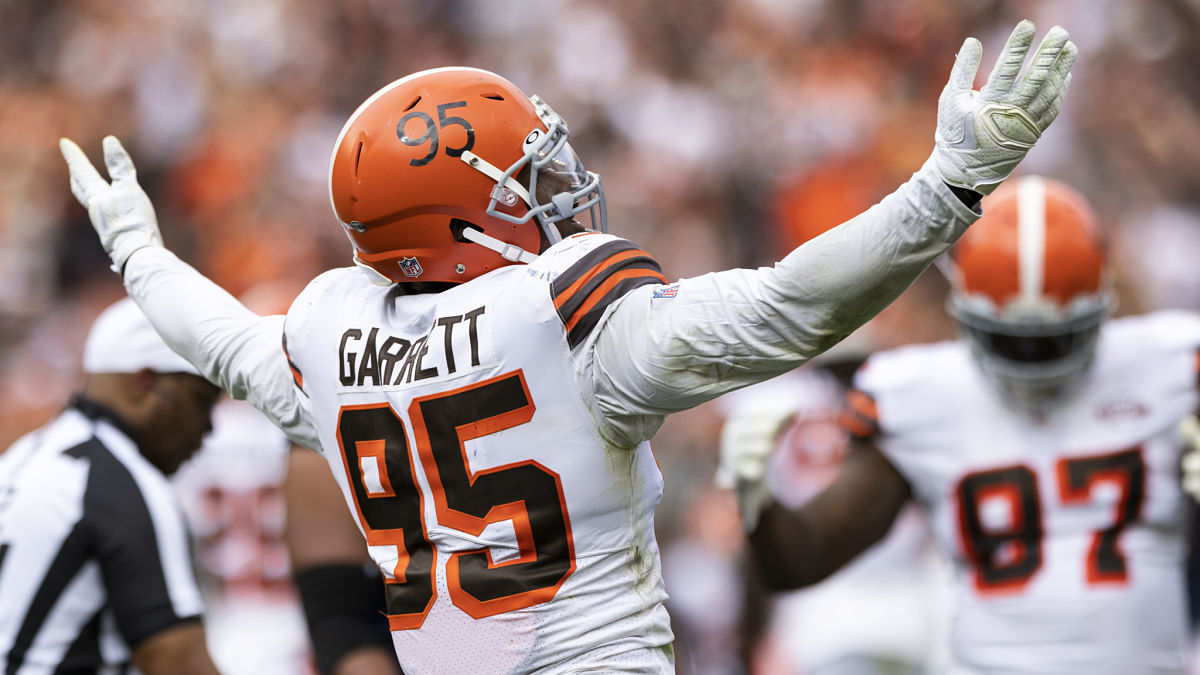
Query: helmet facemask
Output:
[[951, 294, 1111, 415], [945, 175, 1110, 417], [461, 95, 606, 253]]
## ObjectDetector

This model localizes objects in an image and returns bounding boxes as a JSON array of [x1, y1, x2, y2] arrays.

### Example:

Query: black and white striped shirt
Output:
[[0, 399, 204, 674]]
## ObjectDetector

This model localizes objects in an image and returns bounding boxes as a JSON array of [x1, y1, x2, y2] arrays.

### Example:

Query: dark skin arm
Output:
[[284, 447, 372, 571], [748, 440, 913, 591], [284, 448, 403, 675], [132, 622, 220, 675]]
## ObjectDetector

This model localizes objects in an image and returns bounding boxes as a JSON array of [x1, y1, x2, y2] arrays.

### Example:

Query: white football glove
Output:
[[60, 135, 163, 274], [716, 403, 795, 532], [1180, 416, 1200, 502], [933, 20, 1078, 195]]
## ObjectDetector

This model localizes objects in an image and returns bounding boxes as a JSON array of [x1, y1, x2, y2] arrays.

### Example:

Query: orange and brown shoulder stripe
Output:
[[550, 239, 666, 348], [282, 333, 307, 396], [837, 387, 880, 441], [1192, 348, 1200, 396]]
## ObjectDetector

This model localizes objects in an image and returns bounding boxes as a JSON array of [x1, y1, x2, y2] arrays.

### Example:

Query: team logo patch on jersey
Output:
[[398, 257, 424, 278], [1097, 399, 1149, 421], [652, 284, 679, 299]]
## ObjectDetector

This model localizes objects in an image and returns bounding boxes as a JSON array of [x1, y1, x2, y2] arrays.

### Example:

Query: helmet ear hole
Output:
[[449, 218, 483, 243]]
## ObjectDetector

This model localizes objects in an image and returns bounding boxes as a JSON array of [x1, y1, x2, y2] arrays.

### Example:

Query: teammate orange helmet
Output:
[[947, 175, 1111, 411], [329, 67, 606, 285]]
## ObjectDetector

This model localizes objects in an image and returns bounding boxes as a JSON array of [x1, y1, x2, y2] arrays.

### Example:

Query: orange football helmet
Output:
[[947, 175, 1111, 411], [329, 67, 606, 285]]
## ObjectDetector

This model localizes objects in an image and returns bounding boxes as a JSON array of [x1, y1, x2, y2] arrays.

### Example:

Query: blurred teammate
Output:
[[59, 20, 1075, 673], [172, 395, 315, 674], [0, 297, 222, 674], [726, 176, 1200, 674], [718, 367, 947, 675], [175, 393, 401, 675]]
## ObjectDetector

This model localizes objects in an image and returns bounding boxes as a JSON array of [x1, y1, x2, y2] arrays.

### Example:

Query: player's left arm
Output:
[[583, 22, 1076, 439], [59, 137, 318, 450]]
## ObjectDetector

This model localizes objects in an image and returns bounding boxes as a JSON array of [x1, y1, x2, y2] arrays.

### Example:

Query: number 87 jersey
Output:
[[849, 311, 1200, 675], [281, 232, 674, 674]]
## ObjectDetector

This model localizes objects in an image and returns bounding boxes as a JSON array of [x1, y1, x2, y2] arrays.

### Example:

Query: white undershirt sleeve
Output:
[[121, 247, 319, 450], [582, 159, 980, 447]]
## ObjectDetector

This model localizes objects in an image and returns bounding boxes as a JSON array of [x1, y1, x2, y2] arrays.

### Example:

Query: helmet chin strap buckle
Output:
[[459, 226, 538, 264], [462, 151, 532, 206], [491, 185, 519, 207]]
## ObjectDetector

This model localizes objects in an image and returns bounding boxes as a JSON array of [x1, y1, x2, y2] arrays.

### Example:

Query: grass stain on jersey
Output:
[[630, 543, 658, 600]]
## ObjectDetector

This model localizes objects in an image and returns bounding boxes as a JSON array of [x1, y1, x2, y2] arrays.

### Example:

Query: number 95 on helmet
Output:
[[329, 67, 607, 285]]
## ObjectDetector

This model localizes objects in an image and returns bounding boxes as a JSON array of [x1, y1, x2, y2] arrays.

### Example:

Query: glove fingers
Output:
[[945, 36, 983, 93], [1035, 74, 1071, 129], [1026, 41, 1077, 120], [59, 137, 108, 207], [981, 20, 1037, 98], [102, 135, 138, 184], [1014, 26, 1071, 106]]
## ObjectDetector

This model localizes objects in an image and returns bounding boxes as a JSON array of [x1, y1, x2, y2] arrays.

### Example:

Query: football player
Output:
[[59, 21, 1075, 673], [723, 176, 1200, 674], [718, 367, 948, 675], [171, 395, 316, 675]]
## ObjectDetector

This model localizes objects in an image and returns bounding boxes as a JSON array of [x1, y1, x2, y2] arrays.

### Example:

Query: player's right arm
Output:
[[132, 623, 220, 675], [717, 395, 912, 589], [284, 448, 401, 675], [58, 137, 317, 450], [748, 440, 911, 590]]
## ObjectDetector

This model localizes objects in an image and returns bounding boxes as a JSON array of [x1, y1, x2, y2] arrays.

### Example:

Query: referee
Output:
[[0, 297, 222, 674]]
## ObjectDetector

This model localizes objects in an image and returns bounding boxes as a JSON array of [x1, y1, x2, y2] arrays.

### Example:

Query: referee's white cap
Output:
[[83, 297, 201, 376]]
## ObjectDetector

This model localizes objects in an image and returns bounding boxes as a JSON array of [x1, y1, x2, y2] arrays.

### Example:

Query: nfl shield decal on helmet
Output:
[[398, 257, 424, 278]]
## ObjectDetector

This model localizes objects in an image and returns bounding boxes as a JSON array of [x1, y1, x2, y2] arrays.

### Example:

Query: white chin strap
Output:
[[457, 150, 540, 264], [460, 226, 538, 264], [461, 151, 532, 207]]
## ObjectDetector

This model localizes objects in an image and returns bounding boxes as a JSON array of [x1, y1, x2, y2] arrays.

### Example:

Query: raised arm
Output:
[[59, 137, 318, 450], [586, 21, 1076, 440]]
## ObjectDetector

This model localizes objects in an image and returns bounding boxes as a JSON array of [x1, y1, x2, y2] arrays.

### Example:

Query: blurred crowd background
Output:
[[2, 1, 1198, 673]]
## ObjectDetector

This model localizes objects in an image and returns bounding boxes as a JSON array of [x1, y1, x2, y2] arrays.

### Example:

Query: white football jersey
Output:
[[119, 163, 979, 673], [722, 370, 948, 673], [172, 399, 313, 675], [282, 233, 673, 674], [851, 311, 1200, 675]]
